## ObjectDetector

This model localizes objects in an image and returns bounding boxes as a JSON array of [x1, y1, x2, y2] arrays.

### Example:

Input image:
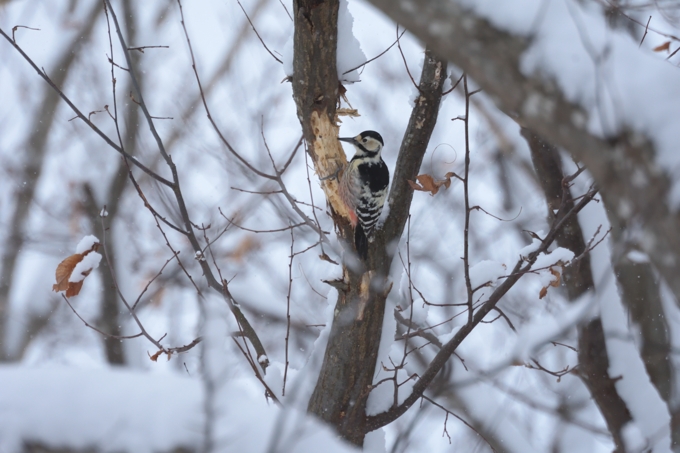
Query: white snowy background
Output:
[[1, 0, 680, 452]]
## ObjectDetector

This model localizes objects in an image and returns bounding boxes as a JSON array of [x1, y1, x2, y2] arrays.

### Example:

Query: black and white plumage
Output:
[[338, 130, 390, 261]]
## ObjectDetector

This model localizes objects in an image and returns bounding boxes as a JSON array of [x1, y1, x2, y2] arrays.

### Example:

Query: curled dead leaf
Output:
[[408, 172, 457, 196], [52, 242, 101, 298], [549, 267, 562, 288], [539, 266, 563, 299]]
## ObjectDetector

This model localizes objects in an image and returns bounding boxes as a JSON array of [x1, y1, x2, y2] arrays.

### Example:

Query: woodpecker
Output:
[[338, 130, 390, 261]]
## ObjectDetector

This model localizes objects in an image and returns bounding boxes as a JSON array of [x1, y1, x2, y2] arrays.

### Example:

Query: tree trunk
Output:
[[523, 128, 633, 451], [291, 8, 448, 437]]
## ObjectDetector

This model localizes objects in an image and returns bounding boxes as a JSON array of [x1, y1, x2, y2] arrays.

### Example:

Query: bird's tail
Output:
[[354, 223, 369, 261]]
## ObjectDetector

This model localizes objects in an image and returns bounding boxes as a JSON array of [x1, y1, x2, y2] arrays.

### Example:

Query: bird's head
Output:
[[338, 130, 384, 157]]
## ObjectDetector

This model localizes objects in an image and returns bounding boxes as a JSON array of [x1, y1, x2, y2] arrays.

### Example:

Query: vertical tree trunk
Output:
[[523, 129, 633, 451], [290, 1, 447, 444], [302, 52, 447, 446]]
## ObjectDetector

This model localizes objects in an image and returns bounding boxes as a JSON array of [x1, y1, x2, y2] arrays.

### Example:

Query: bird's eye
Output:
[[362, 138, 367, 143]]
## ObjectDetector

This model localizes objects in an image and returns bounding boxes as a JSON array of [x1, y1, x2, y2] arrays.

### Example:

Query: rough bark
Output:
[[522, 128, 632, 451], [290, 1, 448, 440], [0, 1, 102, 361], [306, 51, 446, 444], [291, 0, 351, 231], [578, 320, 632, 452]]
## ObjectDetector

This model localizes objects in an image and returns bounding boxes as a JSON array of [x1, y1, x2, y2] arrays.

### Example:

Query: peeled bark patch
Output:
[[309, 110, 352, 222]]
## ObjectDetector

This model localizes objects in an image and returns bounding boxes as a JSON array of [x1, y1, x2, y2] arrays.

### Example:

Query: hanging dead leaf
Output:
[[549, 267, 562, 287], [149, 350, 163, 362], [53, 253, 85, 293], [653, 41, 671, 52], [408, 172, 457, 196], [52, 241, 101, 298], [539, 266, 563, 299]]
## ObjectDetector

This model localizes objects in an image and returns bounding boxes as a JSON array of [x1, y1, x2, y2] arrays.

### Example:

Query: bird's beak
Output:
[[338, 136, 356, 144]]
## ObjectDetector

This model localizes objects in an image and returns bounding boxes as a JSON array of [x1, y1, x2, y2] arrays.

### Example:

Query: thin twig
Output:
[[62, 294, 143, 340], [98, 214, 170, 352], [0, 27, 173, 187], [282, 228, 294, 396], [128, 45, 169, 53], [232, 337, 281, 405], [396, 25, 420, 90], [442, 72, 464, 95], [298, 262, 327, 299], [123, 158, 189, 236], [342, 29, 406, 75], [176, 0, 275, 179], [639, 15, 652, 47], [278, 0, 293, 21], [131, 251, 180, 311], [105, 0, 173, 168], [236, 0, 283, 63], [148, 205, 203, 295], [222, 212, 306, 234], [463, 74, 473, 324], [470, 205, 522, 222], [396, 216, 416, 407], [366, 185, 600, 430], [421, 395, 498, 452], [230, 186, 282, 195]]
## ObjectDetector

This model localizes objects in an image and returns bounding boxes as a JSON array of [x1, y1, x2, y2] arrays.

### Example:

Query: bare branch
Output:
[[237, 0, 283, 63], [0, 27, 173, 187], [366, 185, 599, 430], [342, 29, 406, 75], [128, 45, 169, 52]]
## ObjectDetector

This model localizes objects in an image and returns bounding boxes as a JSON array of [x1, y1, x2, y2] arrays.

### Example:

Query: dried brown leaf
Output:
[[539, 266, 563, 299], [53, 253, 85, 293], [65, 280, 85, 298], [52, 242, 101, 298], [549, 267, 562, 288], [408, 172, 457, 196], [654, 41, 671, 52], [150, 350, 163, 362]]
